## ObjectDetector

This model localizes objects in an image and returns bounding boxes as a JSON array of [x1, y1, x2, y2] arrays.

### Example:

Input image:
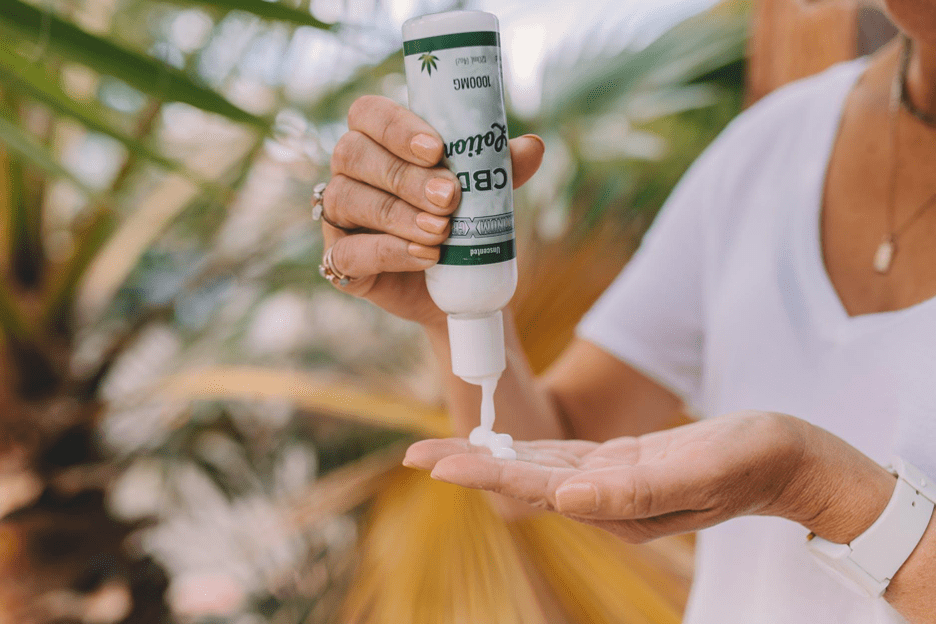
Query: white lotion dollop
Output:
[[469, 376, 516, 460]]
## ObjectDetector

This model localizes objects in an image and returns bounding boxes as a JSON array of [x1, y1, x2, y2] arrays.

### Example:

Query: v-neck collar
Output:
[[794, 56, 936, 344]]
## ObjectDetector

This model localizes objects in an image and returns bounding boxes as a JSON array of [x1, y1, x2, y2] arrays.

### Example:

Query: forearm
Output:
[[773, 419, 935, 622], [424, 308, 570, 441], [886, 512, 936, 621]]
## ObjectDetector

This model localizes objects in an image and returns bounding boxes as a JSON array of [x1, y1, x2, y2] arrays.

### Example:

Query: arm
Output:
[[322, 95, 695, 446], [887, 514, 936, 621], [425, 312, 685, 443], [405, 412, 936, 622], [783, 429, 936, 621]]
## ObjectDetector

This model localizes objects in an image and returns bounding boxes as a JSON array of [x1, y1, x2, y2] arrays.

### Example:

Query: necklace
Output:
[[873, 36, 936, 275], [898, 37, 936, 128]]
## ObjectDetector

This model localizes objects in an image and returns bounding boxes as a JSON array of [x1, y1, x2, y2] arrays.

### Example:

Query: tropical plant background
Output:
[[0, 0, 747, 622]]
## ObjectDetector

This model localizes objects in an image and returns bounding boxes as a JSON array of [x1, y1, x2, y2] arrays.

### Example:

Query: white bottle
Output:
[[403, 11, 517, 459], [402, 11, 517, 387]]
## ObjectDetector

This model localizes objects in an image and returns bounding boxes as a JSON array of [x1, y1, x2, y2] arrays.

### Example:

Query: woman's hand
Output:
[[321, 95, 544, 327], [403, 411, 896, 544]]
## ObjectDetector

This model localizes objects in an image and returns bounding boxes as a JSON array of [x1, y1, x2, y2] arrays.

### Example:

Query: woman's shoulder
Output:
[[681, 58, 871, 277]]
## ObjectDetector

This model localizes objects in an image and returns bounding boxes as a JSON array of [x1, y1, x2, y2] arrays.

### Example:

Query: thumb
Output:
[[509, 134, 545, 189], [554, 465, 688, 520]]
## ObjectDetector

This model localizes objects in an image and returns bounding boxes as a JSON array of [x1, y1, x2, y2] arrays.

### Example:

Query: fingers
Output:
[[509, 134, 545, 189], [331, 131, 460, 216], [328, 232, 439, 279], [348, 95, 445, 166], [512, 439, 602, 459], [323, 175, 450, 246], [429, 452, 575, 511], [554, 464, 707, 520], [403, 438, 470, 471], [402, 438, 599, 473], [347, 95, 547, 190]]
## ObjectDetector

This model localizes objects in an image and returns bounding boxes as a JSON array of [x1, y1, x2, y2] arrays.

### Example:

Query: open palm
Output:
[[404, 412, 809, 543]]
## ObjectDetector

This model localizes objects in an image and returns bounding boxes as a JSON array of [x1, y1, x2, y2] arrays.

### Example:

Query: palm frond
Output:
[[344, 469, 694, 623], [511, 513, 689, 624], [0, 148, 14, 275], [74, 134, 257, 322], [540, 10, 746, 122], [0, 47, 179, 171], [161, 368, 451, 437], [0, 109, 97, 198], [290, 442, 407, 530], [342, 469, 551, 624], [305, 50, 403, 122], [0, 275, 32, 340], [157, 0, 333, 29], [0, 0, 267, 129], [42, 211, 114, 331]]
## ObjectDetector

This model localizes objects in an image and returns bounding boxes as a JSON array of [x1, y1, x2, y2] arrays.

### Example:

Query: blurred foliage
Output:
[[0, 0, 745, 622]]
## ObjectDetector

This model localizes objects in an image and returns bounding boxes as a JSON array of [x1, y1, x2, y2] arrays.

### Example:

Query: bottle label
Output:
[[403, 30, 515, 266]]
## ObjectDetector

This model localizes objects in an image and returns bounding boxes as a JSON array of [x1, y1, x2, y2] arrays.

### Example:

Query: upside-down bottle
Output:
[[402, 10, 516, 389]]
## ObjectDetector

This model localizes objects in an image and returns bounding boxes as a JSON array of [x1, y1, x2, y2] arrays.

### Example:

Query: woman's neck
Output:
[[906, 38, 936, 119]]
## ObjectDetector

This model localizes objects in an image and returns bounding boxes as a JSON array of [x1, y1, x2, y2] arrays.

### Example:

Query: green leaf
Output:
[[43, 211, 115, 332], [0, 47, 180, 171], [540, 11, 746, 123], [158, 0, 333, 29], [0, 109, 97, 197], [305, 50, 403, 122], [419, 52, 439, 76], [0, 0, 268, 130], [0, 276, 31, 340]]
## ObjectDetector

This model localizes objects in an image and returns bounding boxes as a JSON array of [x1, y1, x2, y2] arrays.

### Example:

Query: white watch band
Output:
[[807, 458, 936, 598]]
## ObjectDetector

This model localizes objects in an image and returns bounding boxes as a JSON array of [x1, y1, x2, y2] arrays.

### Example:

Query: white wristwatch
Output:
[[807, 457, 936, 598]]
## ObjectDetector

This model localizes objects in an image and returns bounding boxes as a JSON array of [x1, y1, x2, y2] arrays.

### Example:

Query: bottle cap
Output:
[[447, 311, 506, 384]]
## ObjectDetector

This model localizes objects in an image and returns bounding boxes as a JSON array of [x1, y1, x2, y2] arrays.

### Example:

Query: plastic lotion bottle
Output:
[[403, 11, 517, 460]]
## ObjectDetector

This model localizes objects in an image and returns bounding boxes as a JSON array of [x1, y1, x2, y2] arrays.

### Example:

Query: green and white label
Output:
[[403, 31, 515, 266]]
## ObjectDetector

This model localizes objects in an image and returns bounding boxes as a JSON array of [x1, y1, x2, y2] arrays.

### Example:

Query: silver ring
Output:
[[318, 246, 359, 287], [311, 181, 358, 233]]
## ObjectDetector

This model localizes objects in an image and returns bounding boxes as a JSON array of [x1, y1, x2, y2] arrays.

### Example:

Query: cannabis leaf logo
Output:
[[419, 52, 439, 76]]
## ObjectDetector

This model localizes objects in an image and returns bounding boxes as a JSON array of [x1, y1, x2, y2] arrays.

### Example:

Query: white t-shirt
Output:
[[577, 57, 936, 624]]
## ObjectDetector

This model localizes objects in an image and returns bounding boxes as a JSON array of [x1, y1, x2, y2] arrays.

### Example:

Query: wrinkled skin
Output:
[[404, 411, 816, 543]]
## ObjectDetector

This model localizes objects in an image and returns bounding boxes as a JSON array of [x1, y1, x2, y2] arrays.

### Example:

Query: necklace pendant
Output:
[[873, 237, 896, 274]]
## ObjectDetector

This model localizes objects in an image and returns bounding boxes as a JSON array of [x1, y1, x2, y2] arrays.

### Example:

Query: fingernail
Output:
[[425, 178, 455, 207], [416, 212, 449, 234], [555, 483, 599, 514], [411, 133, 441, 163], [520, 133, 545, 150], [402, 457, 415, 468], [408, 242, 438, 261]]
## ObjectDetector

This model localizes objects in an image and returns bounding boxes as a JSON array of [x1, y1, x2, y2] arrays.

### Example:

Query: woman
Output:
[[314, 0, 936, 621]]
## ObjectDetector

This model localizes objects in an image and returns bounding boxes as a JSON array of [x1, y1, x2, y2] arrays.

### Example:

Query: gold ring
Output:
[[311, 181, 359, 233], [318, 246, 359, 287]]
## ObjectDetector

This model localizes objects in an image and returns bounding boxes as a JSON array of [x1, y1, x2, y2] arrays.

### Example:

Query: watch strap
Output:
[[808, 458, 936, 598]]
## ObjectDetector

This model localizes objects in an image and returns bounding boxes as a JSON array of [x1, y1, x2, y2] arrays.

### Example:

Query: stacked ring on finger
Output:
[[319, 246, 360, 287], [312, 181, 359, 233]]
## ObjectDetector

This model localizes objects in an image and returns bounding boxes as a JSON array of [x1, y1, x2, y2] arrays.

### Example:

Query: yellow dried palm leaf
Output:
[[342, 468, 553, 624], [289, 442, 407, 529], [510, 513, 690, 624], [161, 367, 451, 438], [75, 135, 253, 322], [513, 224, 637, 374], [344, 469, 693, 624]]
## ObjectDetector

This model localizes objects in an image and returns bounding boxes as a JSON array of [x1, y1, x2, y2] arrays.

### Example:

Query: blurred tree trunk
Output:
[[746, 0, 897, 104]]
